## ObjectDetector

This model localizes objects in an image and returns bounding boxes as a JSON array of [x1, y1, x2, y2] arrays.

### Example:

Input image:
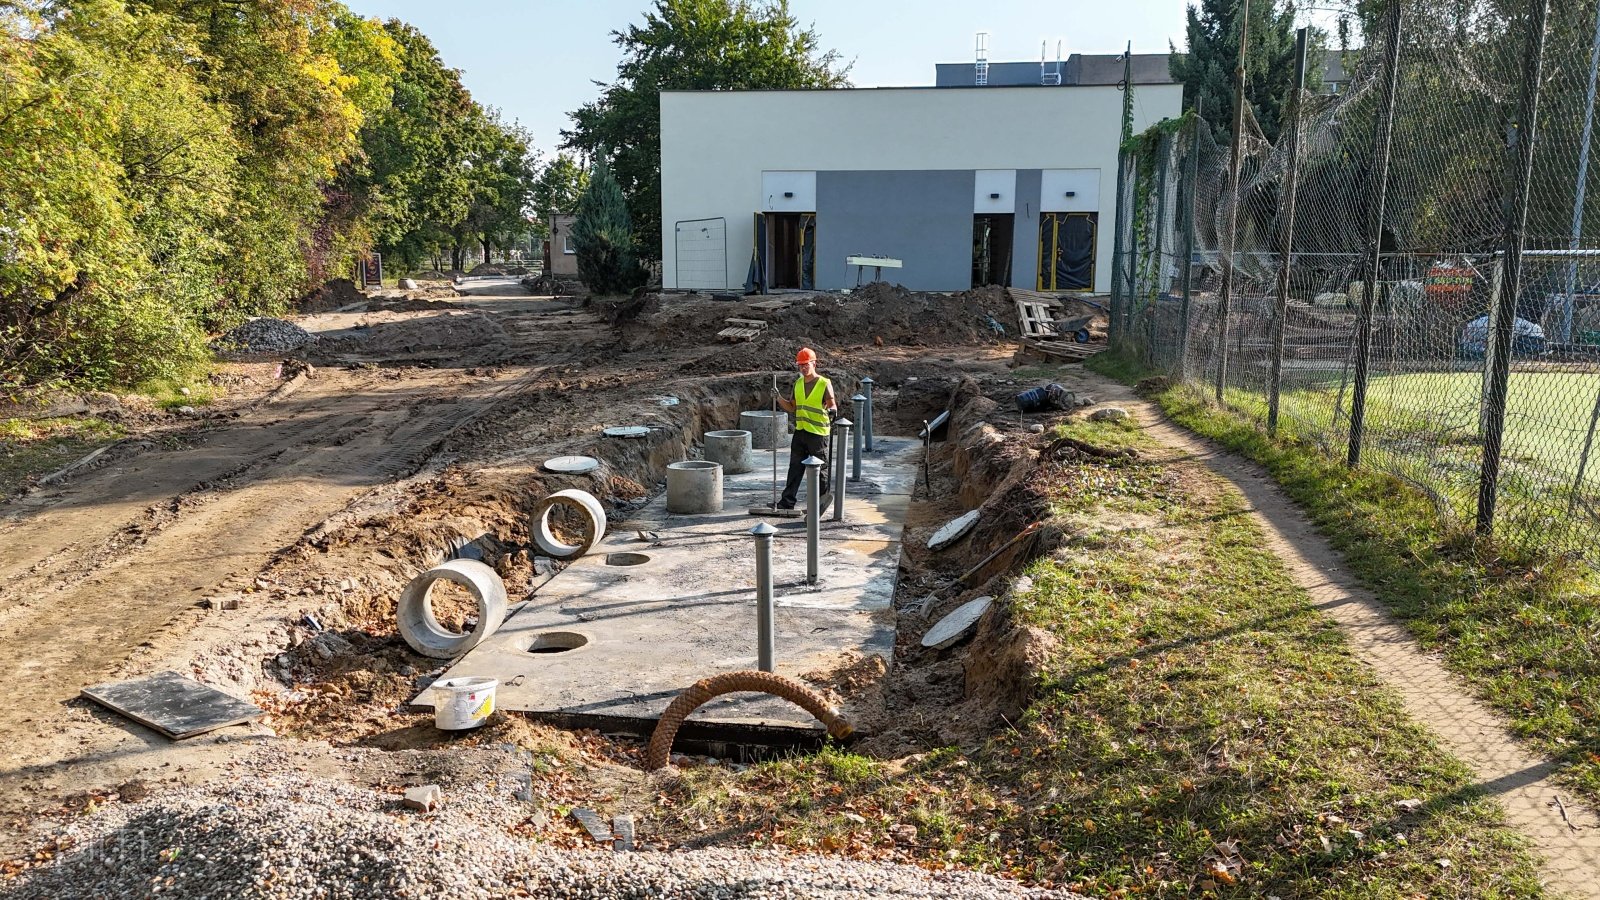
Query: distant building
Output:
[[545, 213, 579, 278], [936, 49, 1356, 94], [658, 81, 1182, 294]]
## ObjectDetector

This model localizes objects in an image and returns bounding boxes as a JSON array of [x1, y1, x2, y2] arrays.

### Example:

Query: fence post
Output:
[[1215, 0, 1251, 403], [1346, 1, 1404, 467], [1562, 3, 1600, 344], [1147, 140, 1171, 365], [1177, 99, 1202, 380], [1268, 28, 1310, 436], [1477, 0, 1552, 535]]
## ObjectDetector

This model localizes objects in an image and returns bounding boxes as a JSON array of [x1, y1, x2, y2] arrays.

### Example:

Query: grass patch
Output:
[[0, 416, 125, 495], [654, 422, 1544, 896], [1089, 348, 1600, 801]]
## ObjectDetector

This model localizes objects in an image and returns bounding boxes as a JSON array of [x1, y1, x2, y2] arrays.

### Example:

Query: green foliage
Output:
[[563, 0, 850, 259], [0, 2, 534, 390], [1169, 0, 1320, 143], [530, 152, 590, 234], [571, 157, 646, 295]]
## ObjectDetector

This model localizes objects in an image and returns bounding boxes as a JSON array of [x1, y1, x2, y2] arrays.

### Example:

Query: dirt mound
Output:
[[412, 270, 453, 281], [468, 263, 507, 276], [632, 285, 1013, 355], [211, 317, 318, 354], [296, 278, 365, 313]]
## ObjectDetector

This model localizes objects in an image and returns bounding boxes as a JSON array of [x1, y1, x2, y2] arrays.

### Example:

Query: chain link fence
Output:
[[1112, 0, 1600, 571]]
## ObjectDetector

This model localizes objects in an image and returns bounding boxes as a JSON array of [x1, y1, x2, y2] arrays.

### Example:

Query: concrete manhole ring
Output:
[[928, 509, 980, 551], [544, 455, 600, 474], [603, 426, 650, 439], [533, 488, 608, 559], [396, 559, 509, 659]]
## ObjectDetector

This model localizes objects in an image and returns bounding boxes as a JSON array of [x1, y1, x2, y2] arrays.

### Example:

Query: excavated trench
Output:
[[250, 352, 1091, 767]]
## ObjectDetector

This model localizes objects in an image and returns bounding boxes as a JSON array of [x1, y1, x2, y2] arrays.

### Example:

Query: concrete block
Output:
[[612, 814, 635, 851], [703, 429, 753, 474], [403, 784, 441, 812]]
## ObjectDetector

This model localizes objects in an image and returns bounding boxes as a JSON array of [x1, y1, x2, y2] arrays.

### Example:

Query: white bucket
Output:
[[431, 676, 497, 730]]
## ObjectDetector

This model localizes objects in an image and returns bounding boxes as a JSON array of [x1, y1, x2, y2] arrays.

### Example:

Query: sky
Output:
[[340, 0, 1209, 161]]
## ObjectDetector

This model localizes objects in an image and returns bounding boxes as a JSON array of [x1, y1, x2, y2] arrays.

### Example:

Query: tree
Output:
[[1170, 0, 1316, 144], [530, 152, 590, 234], [571, 156, 646, 295], [563, 0, 849, 259], [456, 109, 537, 264]]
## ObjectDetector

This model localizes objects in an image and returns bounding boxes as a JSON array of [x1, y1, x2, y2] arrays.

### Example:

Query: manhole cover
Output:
[[605, 552, 651, 566], [603, 426, 650, 439], [921, 596, 992, 649], [524, 631, 589, 654], [544, 455, 600, 474], [928, 510, 980, 551]]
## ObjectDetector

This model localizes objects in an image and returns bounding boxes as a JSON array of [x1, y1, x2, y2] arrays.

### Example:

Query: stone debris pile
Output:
[[4, 774, 1081, 899], [212, 317, 318, 354]]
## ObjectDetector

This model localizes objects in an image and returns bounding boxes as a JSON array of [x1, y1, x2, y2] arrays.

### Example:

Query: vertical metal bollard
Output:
[[833, 419, 852, 522], [802, 456, 823, 584], [861, 377, 876, 452], [850, 394, 866, 481], [750, 522, 776, 672]]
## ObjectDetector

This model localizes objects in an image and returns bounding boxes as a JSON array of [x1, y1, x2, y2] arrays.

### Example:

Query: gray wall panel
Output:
[[1012, 169, 1042, 289], [815, 171, 974, 291]]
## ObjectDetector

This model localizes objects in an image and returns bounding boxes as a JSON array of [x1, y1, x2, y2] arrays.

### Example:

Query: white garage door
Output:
[[675, 218, 728, 290]]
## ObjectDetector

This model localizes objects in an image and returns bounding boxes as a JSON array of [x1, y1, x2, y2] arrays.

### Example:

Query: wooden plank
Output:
[[723, 318, 768, 329], [81, 671, 262, 740]]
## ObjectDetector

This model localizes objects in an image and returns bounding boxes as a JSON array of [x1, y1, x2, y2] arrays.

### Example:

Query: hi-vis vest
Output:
[[794, 376, 832, 436]]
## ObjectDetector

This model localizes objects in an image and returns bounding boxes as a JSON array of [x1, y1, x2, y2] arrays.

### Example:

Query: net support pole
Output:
[[1109, 44, 1134, 348], [1562, 2, 1600, 344], [1149, 140, 1171, 365], [1347, 2, 1404, 467], [1477, 0, 1552, 535], [1268, 29, 1309, 437], [1215, 0, 1250, 403], [1177, 99, 1202, 379]]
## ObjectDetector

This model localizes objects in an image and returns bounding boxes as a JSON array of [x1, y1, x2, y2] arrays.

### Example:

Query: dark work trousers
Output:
[[779, 429, 831, 507]]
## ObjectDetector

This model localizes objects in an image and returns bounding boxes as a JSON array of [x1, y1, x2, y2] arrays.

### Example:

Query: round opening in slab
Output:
[[604, 552, 651, 567], [523, 631, 589, 654]]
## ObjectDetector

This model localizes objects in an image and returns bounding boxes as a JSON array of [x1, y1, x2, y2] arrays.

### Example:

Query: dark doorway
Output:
[[1038, 212, 1098, 291], [972, 214, 1015, 287], [766, 213, 815, 290]]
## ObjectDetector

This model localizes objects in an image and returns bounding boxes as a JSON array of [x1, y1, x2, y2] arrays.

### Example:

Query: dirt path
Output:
[[1067, 371, 1600, 898], [0, 279, 609, 843]]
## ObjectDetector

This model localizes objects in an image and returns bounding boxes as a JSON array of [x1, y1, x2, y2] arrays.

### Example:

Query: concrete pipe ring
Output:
[[703, 429, 754, 474], [396, 559, 509, 660], [739, 410, 788, 451], [533, 488, 608, 559], [666, 460, 724, 514]]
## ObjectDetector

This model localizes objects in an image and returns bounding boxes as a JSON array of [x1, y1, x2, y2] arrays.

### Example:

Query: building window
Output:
[[563, 234, 575, 255]]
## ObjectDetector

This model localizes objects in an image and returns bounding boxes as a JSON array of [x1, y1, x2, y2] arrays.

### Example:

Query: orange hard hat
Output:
[[796, 347, 817, 365]]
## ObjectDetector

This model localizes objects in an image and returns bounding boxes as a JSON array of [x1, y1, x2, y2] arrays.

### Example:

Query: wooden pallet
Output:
[[717, 317, 768, 342], [1018, 336, 1104, 363], [747, 299, 792, 312]]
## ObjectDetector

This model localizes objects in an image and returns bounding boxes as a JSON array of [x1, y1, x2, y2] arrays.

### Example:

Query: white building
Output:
[[659, 82, 1183, 294]]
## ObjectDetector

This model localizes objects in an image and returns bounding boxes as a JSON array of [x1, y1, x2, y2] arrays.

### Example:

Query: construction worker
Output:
[[773, 347, 836, 509]]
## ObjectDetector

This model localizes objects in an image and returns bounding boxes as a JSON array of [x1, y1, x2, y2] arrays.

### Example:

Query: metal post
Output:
[[802, 456, 823, 584], [1268, 28, 1310, 436], [1215, 0, 1250, 402], [1347, 1, 1404, 467], [1478, 0, 1552, 535], [1563, 2, 1600, 344], [833, 418, 852, 522], [1109, 42, 1134, 346], [861, 377, 876, 452], [1572, 390, 1600, 514], [1148, 139, 1170, 364], [1177, 98, 1202, 379], [850, 394, 866, 481], [751, 522, 776, 672]]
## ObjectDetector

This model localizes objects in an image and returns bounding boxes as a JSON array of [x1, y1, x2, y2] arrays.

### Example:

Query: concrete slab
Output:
[[420, 437, 919, 735]]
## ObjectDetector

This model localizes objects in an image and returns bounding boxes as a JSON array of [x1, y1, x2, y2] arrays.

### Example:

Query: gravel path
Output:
[[0, 774, 1078, 899]]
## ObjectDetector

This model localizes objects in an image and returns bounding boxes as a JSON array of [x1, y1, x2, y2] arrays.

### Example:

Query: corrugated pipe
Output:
[[645, 670, 855, 770]]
